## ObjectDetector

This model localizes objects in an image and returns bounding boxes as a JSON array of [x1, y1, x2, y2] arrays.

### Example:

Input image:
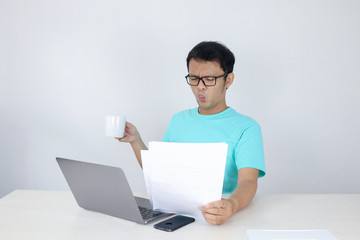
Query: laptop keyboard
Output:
[[138, 206, 163, 220]]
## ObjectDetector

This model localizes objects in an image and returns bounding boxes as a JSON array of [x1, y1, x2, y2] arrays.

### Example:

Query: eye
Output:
[[204, 77, 216, 81]]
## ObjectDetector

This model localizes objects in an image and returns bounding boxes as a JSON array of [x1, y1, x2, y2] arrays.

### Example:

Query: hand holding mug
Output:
[[116, 122, 140, 143]]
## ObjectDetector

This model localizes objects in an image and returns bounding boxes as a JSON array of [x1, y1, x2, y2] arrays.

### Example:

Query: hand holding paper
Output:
[[141, 141, 228, 220]]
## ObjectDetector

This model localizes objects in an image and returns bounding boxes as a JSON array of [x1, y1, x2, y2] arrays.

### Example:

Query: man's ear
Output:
[[225, 73, 234, 89]]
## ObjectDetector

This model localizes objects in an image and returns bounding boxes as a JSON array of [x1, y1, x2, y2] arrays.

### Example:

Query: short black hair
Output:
[[186, 41, 235, 73]]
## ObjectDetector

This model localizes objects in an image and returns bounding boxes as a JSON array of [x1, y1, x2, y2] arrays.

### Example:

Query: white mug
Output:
[[105, 115, 126, 138]]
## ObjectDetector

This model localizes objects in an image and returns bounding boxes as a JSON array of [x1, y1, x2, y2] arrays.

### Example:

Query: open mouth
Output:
[[198, 95, 206, 102]]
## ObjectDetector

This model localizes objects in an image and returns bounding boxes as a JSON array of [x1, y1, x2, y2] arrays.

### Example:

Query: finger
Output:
[[199, 206, 224, 215], [202, 213, 226, 225], [204, 200, 226, 209], [202, 201, 227, 209], [125, 121, 134, 129], [116, 136, 128, 142], [206, 218, 224, 225], [201, 207, 223, 216], [125, 121, 133, 126]]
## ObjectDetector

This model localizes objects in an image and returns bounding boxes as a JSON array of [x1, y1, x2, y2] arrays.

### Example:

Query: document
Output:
[[141, 141, 228, 220], [247, 230, 338, 240]]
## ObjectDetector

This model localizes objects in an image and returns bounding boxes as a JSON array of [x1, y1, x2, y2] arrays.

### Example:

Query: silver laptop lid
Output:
[[56, 157, 145, 224]]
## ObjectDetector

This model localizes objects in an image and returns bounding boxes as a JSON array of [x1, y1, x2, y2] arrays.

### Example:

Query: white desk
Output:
[[0, 190, 359, 240]]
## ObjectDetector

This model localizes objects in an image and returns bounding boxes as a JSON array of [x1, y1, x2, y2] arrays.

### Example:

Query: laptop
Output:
[[56, 157, 172, 224]]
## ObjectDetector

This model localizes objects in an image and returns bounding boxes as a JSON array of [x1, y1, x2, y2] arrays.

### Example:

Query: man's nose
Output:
[[197, 79, 207, 90]]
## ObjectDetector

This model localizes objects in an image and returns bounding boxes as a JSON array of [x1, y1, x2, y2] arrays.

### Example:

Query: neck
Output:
[[198, 104, 229, 115]]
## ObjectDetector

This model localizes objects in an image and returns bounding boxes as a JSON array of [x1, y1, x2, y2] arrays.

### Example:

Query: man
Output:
[[118, 41, 265, 225]]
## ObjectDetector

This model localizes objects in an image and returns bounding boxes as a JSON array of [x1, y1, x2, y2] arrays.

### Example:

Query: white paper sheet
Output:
[[247, 230, 338, 240], [141, 141, 228, 220], [140, 150, 153, 205]]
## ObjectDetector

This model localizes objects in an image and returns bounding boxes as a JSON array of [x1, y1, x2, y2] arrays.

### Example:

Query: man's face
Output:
[[188, 58, 233, 115]]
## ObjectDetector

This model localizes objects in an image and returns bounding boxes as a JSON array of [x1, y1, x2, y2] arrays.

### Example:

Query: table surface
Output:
[[0, 190, 359, 240]]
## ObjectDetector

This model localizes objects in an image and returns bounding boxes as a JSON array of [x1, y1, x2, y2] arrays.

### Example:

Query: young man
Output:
[[118, 41, 265, 225]]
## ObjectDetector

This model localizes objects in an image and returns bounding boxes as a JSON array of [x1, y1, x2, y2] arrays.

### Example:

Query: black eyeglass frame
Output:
[[185, 73, 229, 87]]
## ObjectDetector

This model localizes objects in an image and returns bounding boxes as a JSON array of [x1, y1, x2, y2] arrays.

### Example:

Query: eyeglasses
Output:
[[185, 73, 228, 87]]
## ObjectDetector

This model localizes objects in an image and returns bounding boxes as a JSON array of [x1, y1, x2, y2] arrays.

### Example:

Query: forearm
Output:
[[130, 136, 148, 168], [199, 177, 258, 225], [228, 179, 258, 214]]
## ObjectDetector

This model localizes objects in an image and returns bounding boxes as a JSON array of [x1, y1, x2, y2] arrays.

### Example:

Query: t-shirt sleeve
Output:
[[235, 122, 266, 178]]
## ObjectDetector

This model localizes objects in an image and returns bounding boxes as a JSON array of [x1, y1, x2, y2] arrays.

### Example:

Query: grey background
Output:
[[1, 0, 360, 198]]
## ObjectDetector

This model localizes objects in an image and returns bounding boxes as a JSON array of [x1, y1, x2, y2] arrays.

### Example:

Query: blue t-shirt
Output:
[[162, 107, 265, 194]]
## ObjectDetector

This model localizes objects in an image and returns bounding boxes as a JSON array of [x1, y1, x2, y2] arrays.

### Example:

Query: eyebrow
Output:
[[188, 74, 218, 77]]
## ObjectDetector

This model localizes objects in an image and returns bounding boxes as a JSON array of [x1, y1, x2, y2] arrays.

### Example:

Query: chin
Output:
[[198, 105, 212, 110], [197, 102, 208, 108]]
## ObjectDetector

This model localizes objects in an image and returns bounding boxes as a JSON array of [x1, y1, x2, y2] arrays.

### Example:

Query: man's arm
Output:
[[199, 167, 259, 225], [117, 122, 147, 168]]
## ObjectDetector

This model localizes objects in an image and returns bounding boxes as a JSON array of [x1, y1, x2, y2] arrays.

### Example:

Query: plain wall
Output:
[[1, 0, 360, 198]]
